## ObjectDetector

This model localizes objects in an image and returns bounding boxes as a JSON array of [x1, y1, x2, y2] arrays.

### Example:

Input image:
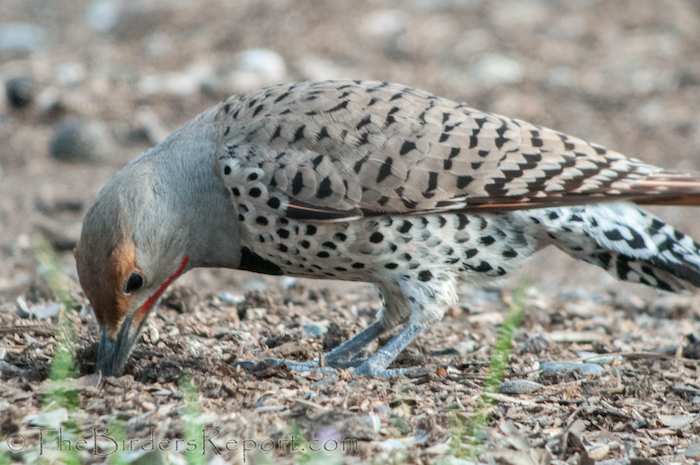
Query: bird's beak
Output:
[[96, 311, 144, 377]]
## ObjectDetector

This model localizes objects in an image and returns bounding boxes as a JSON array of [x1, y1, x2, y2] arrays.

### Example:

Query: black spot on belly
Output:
[[370, 232, 384, 243], [474, 261, 492, 273], [502, 248, 517, 258]]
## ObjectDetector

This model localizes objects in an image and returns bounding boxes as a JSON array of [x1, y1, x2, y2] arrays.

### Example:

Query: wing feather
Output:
[[214, 80, 700, 222]]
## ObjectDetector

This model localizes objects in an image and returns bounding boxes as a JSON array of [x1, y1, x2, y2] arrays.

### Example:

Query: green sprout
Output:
[[446, 278, 530, 460]]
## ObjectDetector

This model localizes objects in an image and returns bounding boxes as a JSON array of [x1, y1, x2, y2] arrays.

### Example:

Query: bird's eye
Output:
[[123, 272, 144, 295]]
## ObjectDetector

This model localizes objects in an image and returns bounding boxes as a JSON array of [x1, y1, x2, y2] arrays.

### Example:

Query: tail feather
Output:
[[632, 172, 700, 206], [515, 202, 700, 292]]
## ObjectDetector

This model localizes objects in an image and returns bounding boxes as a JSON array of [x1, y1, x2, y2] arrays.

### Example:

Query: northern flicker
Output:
[[75, 80, 700, 377]]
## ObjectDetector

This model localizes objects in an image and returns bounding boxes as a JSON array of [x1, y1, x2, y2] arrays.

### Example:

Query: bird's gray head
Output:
[[75, 115, 241, 377]]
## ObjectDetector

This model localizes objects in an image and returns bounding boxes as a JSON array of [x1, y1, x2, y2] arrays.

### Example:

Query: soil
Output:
[[2, 1, 700, 464]]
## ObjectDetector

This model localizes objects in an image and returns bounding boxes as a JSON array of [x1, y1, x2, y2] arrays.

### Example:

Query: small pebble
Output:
[[218, 292, 245, 304], [229, 48, 287, 92], [5, 76, 34, 108], [0, 23, 46, 53], [684, 442, 700, 458], [520, 333, 550, 354], [313, 372, 339, 388], [587, 444, 609, 460], [50, 117, 112, 163], [540, 361, 603, 376], [303, 324, 328, 338], [471, 54, 524, 85], [375, 405, 391, 415], [279, 276, 298, 289], [498, 379, 542, 395], [27, 303, 62, 320], [86, 0, 120, 32], [55, 62, 87, 85]]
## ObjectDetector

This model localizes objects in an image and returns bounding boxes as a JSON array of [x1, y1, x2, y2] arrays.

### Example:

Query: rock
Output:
[[297, 55, 349, 82], [55, 62, 87, 85], [229, 49, 287, 92], [4, 76, 33, 108], [24, 303, 62, 320], [314, 371, 339, 388], [520, 333, 550, 355], [49, 117, 112, 163], [279, 276, 298, 289], [365, 413, 381, 432], [471, 54, 524, 85], [540, 361, 604, 376], [546, 66, 573, 88], [36, 86, 64, 117], [587, 444, 609, 461], [25, 408, 68, 429], [218, 292, 245, 304], [375, 405, 391, 415], [455, 341, 477, 356], [0, 24, 46, 53], [301, 316, 329, 338], [138, 62, 213, 96], [86, 0, 120, 32], [685, 442, 700, 458], [498, 379, 542, 395], [379, 438, 406, 452], [658, 414, 695, 429], [143, 32, 173, 57], [360, 10, 407, 38]]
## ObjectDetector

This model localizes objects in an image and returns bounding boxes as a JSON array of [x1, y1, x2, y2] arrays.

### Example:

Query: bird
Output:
[[75, 79, 700, 378]]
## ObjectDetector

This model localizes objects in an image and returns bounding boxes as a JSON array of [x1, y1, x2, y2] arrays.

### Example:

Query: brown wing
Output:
[[215, 80, 700, 220]]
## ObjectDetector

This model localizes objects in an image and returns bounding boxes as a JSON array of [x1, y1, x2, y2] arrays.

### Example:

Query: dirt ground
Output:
[[2, 0, 700, 464]]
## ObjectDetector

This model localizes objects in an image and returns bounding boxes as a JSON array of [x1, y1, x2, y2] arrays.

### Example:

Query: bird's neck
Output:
[[147, 123, 242, 270]]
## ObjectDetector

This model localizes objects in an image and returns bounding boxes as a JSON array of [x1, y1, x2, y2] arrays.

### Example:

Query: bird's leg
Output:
[[352, 322, 423, 378], [231, 320, 387, 373], [324, 320, 385, 366]]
